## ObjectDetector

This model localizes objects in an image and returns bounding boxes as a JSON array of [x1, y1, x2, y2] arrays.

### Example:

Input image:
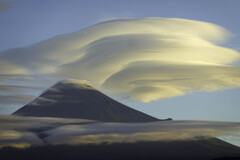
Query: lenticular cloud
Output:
[[0, 18, 240, 102]]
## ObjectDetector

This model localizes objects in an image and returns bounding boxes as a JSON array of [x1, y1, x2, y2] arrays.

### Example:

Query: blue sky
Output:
[[0, 0, 240, 121]]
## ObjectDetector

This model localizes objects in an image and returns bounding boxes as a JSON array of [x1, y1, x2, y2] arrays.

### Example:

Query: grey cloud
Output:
[[0, 74, 58, 108], [0, 115, 240, 148], [0, 130, 43, 148], [0, 115, 95, 148], [0, 84, 45, 92], [0, 74, 54, 83], [42, 120, 240, 145], [0, 94, 35, 104], [0, 115, 95, 130]]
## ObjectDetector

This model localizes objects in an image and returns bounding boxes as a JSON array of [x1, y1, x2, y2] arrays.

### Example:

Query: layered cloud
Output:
[[0, 74, 56, 112], [0, 115, 95, 148], [103, 61, 240, 102], [46, 120, 240, 145], [0, 18, 240, 102], [1, 115, 240, 148], [0, 94, 35, 104]]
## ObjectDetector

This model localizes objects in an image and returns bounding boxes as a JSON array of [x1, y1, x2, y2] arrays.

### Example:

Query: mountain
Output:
[[12, 79, 159, 122]]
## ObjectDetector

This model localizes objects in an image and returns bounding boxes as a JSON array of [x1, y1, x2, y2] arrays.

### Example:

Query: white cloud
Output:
[[102, 61, 240, 102], [0, 18, 240, 102]]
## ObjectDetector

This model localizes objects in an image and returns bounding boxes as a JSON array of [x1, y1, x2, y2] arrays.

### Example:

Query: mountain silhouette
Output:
[[1, 138, 240, 160], [13, 79, 159, 122]]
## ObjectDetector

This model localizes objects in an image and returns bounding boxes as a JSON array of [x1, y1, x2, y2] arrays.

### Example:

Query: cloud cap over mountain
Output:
[[1, 18, 240, 102]]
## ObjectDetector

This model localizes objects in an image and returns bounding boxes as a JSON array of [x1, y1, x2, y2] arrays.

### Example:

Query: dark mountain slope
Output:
[[1, 138, 240, 160], [13, 79, 159, 122]]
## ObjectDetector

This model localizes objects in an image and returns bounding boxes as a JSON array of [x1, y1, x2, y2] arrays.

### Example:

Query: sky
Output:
[[0, 0, 240, 121]]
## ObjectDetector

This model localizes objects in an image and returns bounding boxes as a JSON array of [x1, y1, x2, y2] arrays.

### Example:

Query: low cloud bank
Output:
[[0, 115, 240, 148]]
